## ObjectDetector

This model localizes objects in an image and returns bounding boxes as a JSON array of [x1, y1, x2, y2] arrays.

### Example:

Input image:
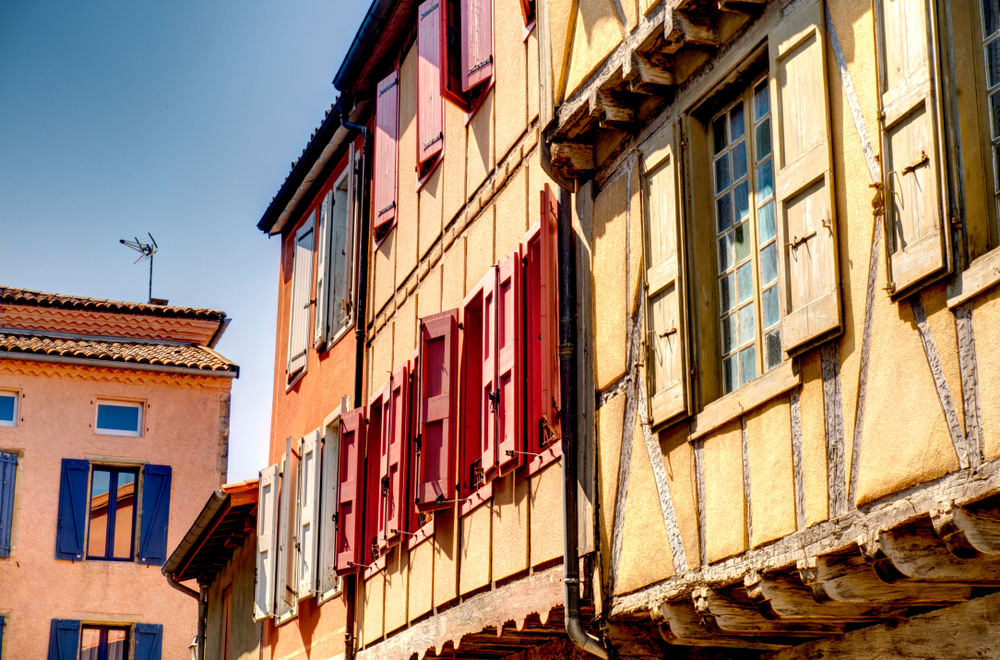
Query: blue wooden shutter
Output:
[[138, 465, 172, 566], [0, 452, 16, 557], [134, 622, 164, 660], [47, 619, 80, 660], [55, 459, 88, 560], [0, 614, 5, 659]]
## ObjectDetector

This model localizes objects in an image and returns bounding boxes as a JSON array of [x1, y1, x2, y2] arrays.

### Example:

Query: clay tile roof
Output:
[[1, 287, 227, 321], [0, 330, 238, 374]]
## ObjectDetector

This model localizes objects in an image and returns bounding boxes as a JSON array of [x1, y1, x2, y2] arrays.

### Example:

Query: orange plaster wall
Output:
[[0, 360, 231, 660]]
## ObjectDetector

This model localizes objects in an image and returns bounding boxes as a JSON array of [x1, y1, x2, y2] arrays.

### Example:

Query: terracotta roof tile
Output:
[[0, 330, 237, 373], [1, 287, 227, 321]]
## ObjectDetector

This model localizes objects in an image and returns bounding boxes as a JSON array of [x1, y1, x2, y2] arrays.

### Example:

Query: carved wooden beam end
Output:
[[664, 7, 720, 51], [550, 141, 595, 177]]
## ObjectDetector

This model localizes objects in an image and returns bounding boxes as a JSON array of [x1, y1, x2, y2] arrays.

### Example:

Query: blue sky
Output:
[[0, 0, 368, 481]]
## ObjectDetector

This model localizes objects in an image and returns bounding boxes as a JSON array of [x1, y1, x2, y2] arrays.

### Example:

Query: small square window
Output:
[[95, 402, 142, 437], [0, 392, 17, 427]]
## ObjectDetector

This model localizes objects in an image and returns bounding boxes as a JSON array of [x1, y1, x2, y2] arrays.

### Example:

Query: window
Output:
[[1, 452, 17, 558], [95, 401, 142, 437], [415, 309, 459, 513], [287, 219, 315, 385], [314, 159, 356, 350], [441, 0, 493, 111], [0, 392, 17, 427], [47, 620, 162, 660], [87, 467, 137, 561], [80, 625, 128, 660], [55, 460, 172, 564]]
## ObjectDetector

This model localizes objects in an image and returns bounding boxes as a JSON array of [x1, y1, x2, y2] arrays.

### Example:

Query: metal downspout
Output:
[[341, 97, 372, 660], [165, 572, 200, 600], [556, 185, 607, 659]]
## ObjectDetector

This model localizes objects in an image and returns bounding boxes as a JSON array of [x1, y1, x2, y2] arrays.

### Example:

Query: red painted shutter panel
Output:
[[368, 384, 388, 566], [417, 309, 459, 511], [418, 0, 444, 165], [374, 70, 400, 238], [335, 407, 366, 575], [462, 0, 493, 91], [495, 247, 522, 475], [479, 267, 498, 478], [405, 351, 434, 544], [384, 364, 408, 548]]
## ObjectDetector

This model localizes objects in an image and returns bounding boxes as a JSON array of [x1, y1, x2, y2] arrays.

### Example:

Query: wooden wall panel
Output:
[[703, 421, 746, 563], [660, 423, 701, 571], [745, 395, 796, 547], [592, 174, 628, 389], [798, 349, 829, 527], [973, 287, 1000, 461], [491, 472, 529, 581], [597, 393, 626, 587]]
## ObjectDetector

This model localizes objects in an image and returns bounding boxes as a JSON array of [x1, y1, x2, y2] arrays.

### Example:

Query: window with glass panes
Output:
[[983, 0, 1000, 218], [712, 76, 780, 394]]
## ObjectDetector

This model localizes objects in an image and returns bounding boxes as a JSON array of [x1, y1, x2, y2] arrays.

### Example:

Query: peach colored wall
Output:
[[0, 360, 231, 660]]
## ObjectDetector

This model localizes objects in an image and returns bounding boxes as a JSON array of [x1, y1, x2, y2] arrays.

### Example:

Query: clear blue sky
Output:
[[0, 0, 368, 481]]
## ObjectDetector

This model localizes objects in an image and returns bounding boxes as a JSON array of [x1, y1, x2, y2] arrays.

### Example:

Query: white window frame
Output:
[[0, 391, 19, 427], [317, 398, 347, 604], [320, 147, 358, 351], [94, 400, 144, 437]]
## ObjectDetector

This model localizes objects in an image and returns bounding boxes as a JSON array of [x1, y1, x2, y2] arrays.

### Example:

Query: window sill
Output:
[[316, 582, 343, 606], [947, 246, 1000, 308], [285, 366, 307, 392], [275, 604, 298, 627], [690, 359, 800, 440]]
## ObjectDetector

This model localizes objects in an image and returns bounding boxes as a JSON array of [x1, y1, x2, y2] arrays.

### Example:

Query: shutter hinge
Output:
[[420, 2, 439, 18], [468, 56, 493, 75], [379, 79, 398, 96], [378, 201, 396, 216], [488, 388, 500, 413], [423, 133, 443, 149], [680, 137, 688, 150], [470, 459, 485, 489], [381, 476, 390, 497], [950, 216, 961, 227], [883, 282, 896, 294], [689, 368, 698, 378]]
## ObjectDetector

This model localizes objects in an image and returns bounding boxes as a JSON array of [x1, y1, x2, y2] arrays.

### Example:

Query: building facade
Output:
[[0, 287, 237, 659]]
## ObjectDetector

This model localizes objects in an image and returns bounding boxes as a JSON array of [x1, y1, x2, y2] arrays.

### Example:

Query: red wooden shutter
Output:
[[374, 70, 400, 240], [405, 351, 434, 545], [417, 309, 459, 511], [418, 0, 444, 166], [519, 0, 535, 27], [495, 247, 522, 476], [459, 274, 491, 514], [461, 0, 493, 91], [478, 267, 498, 479], [368, 383, 389, 567], [335, 407, 366, 575], [384, 364, 409, 548]]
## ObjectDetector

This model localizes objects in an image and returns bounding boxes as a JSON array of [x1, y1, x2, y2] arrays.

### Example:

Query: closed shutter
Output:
[[374, 70, 400, 240], [336, 407, 366, 574], [0, 452, 16, 558], [288, 221, 315, 379], [133, 623, 163, 660], [462, 0, 493, 91], [768, 0, 842, 353], [368, 383, 389, 562], [875, 0, 949, 294], [331, 184, 348, 336], [47, 619, 80, 660], [406, 351, 434, 541], [297, 430, 321, 598], [417, 309, 459, 511], [460, 280, 486, 504], [478, 267, 498, 479], [419, 0, 445, 165], [642, 128, 689, 425], [277, 440, 298, 608], [319, 420, 341, 595], [55, 458, 88, 560], [495, 247, 522, 475], [315, 201, 331, 347], [0, 614, 4, 658], [254, 464, 279, 620], [385, 364, 409, 548], [137, 464, 171, 566]]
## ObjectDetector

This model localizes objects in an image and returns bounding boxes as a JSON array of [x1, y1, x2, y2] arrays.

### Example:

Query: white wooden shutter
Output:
[[276, 441, 297, 612], [875, 0, 950, 294], [254, 464, 279, 621], [314, 201, 331, 347], [768, 0, 842, 354], [297, 430, 321, 599], [319, 418, 342, 595], [642, 125, 688, 425], [288, 222, 315, 379]]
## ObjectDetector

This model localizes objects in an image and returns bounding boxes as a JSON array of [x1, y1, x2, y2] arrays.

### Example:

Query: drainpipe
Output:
[[166, 573, 200, 600], [556, 185, 607, 659], [341, 94, 371, 660]]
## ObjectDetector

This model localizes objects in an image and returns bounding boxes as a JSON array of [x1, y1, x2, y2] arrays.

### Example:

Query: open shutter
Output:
[[478, 268, 498, 479], [137, 464, 171, 566], [406, 351, 434, 542], [330, 185, 347, 337], [462, 0, 493, 90], [1, 614, 5, 658], [368, 383, 389, 564], [642, 128, 689, 425], [419, 0, 445, 165], [315, 199, 331, 347], [417, 309, 459, 511], [254, 464, 279, 620], [55, 458, 88, 560], [385, 364, 409, 547], [0, 452, 17, 558], [336, 407, 366, 574], [496, 247, 522, 475], [374, 70, 400, 240], [47, 619, 80, 660], [288, 221, 315, 379], [133, 623, 163, 660], [768, 0, 842, 354], [277, 440, 298, 608], [319, 419, 341, 595], [875, 0, 949, 294], [297, 430, 321, 598]]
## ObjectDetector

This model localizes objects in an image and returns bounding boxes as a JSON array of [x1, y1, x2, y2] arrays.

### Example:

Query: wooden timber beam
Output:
[[625, 53, 676, 95], [594, 89, 637, 126], [654, 601, 794, 650], [549, 142, 595, 175], [932, 498, 1000, 557], [861, 517, 1000, 583], [692, 586, 845, 637], [743, 570, 904, 622], [663, 7, 719, 51], [763, 590, 1000, 660], [717, 0, 768, 17]]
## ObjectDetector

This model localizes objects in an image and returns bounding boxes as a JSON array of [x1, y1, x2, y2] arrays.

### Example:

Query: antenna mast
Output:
[[119, 234, 159, 303]]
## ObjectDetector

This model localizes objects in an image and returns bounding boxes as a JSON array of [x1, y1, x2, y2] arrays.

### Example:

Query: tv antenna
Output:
[[119, 234, 158, 303]]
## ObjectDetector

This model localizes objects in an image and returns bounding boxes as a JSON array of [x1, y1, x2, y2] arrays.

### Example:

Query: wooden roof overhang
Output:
[[163, 482, 258, 587], [603, 457, 1000, 656], [356, 564, 597, 660], [546, 0, 767, 183]]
